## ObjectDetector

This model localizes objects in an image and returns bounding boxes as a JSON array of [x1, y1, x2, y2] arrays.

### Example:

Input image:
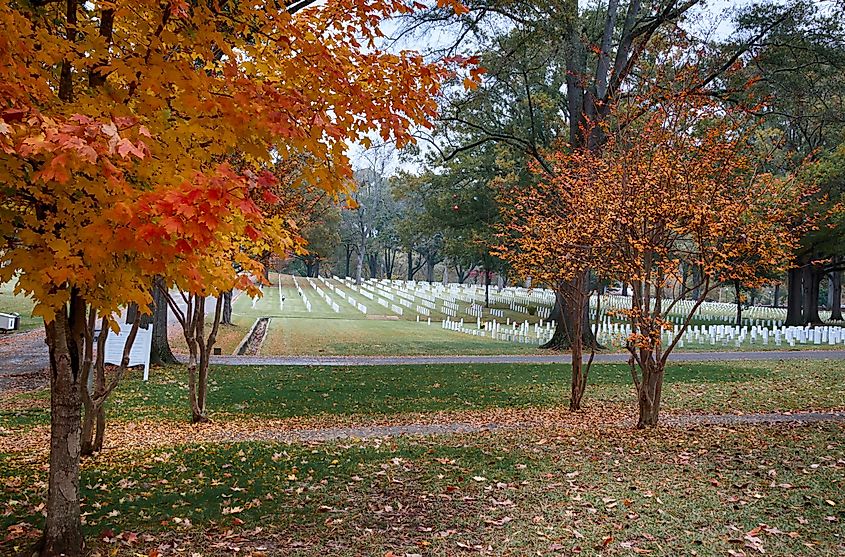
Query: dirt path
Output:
[[210, 410, 845, 444], [2, 399, 843, 453]]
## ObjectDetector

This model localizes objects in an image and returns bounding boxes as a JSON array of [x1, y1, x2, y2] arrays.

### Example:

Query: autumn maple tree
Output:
[[499, 70, 807, 427], [0, 0, 459, 553]]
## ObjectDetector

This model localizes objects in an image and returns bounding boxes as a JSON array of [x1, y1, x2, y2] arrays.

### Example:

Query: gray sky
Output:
[[349, 0, 771, 173]]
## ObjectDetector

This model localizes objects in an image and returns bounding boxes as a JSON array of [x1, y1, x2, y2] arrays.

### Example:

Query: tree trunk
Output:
[[345, 245, 353, 278], [636, 356, 664, 428], [367, 253, 379, 279], [831, 269, 843, 321], [541, 282, 597, 350], [221, 290, 233, 325], [484, 267, 490, 307], [150, 276, 178, 365], [407, 250, 414, 280], [455, 264, 469, 284], [785, 265, 803, 325], [425, 256, 435, 283], [570, 345, 585, 411], [569, 320, 587, 411], [803, 263, 822, 324], [39, 295, 86, 557], [773, 282, 780, 308], [734, 280, 742, 326], [621, 282, 628, 296], [355, 245, 365, 285], [384, 248, 396, 279]]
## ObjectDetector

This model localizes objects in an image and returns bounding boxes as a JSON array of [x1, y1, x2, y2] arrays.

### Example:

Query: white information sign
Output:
[[102, 320, 153, 380]]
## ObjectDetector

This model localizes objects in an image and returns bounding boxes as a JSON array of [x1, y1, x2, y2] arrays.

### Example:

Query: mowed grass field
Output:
[[3, 358, 845, 430], [0, 280, 41, 331], [166, 275, 539, 355], [1, 358, 844, 555], [166, 274, 845, 356]]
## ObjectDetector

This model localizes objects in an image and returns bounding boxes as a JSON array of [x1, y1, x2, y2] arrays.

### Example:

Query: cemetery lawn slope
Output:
[[260, 317, 537, 356]]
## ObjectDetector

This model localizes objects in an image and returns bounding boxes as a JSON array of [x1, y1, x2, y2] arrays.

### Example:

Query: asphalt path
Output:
[[1, 326, 843, 393], [206, 349, 845, 367]]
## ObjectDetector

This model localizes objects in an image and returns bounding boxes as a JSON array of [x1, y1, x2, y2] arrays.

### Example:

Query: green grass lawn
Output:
[[2, 423, 843, 555], [4, 359, 844, 430], [0, 280, 40, 331], [2, 358, 844, 555], [260, 317, 537, 356]]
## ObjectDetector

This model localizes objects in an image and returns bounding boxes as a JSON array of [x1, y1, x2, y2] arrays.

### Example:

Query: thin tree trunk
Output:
[[355, 245, 365, 285], [484, 267, 490, 307], [384, 248, 396, 279], [734, 280, 742, 326], [566, 277, 587, 411], [221, 290, 233, 325], [831, 269, 843, 321], [345, 245, 353, 278], [773, 282, 780, 308]]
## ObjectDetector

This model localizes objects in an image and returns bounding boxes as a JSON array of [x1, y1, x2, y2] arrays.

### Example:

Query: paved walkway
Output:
[[0, 329, 48, 391], [212, 411, 845, 443], [0, 326, 842, 392], [206, 349, 845, 367]]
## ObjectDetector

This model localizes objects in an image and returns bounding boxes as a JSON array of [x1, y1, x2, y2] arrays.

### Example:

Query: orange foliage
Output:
[[0, 0, 458, 319], [499, 76, 809, 353]]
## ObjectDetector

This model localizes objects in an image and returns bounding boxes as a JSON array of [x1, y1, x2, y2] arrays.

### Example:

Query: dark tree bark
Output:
[[221, 290, 233, 325], [367, 252, 379, 279], [406, 249, 425, 280], [344, 244, 354, 277], [39, 290, 86, 557], [484, 266, 490, 307], [383, 248, 397, 279], [150, 276, 178, 365], [635, 356, 665, 428], [734, 280, 743, 326], [802, 263, 822, 324], [831, 269, 843, 321], [425, 255, 436, 282], [561, 273, 596, 411], [785, 265, 804, 325], [773, 282, 781, 308], [540, 279, 597, 350]]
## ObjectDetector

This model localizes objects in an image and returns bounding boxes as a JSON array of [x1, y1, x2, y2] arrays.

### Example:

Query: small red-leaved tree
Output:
[[500, 72, 807, 427], [497, 152, 616, 410]]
